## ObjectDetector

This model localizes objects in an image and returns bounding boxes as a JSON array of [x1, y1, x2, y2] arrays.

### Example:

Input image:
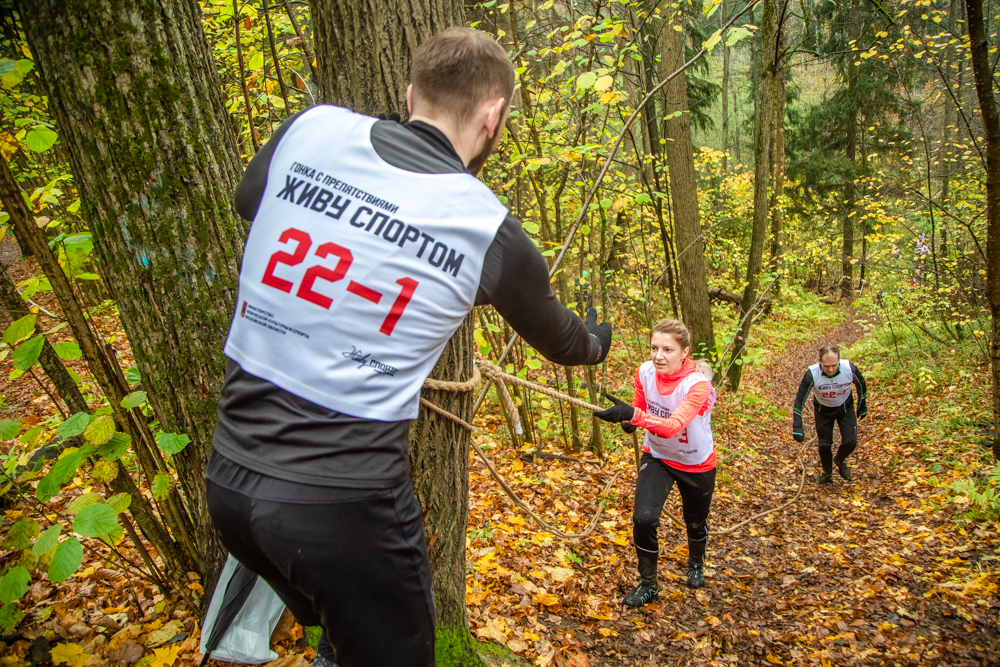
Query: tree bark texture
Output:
[[408, 315, 482, 664], [21, 0, 247, 583], [311, 0, 465, 116], [728, 0, 777, 391], [656, 10, 717, 360], [841, 0, 860, 300], [769, 9, 786, 287], [965, 0, 1000, 461], [721, 0, 730, 172], [309, 1, 496, 662]]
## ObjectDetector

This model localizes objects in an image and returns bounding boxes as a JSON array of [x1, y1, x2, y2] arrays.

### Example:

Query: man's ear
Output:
[[485, 97, 506, 138], [406, 84, 413, 115]]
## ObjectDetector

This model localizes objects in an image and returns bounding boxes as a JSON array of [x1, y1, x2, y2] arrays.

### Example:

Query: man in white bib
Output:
[[205, 28, 612, 667], [792, 345, 868, 483]]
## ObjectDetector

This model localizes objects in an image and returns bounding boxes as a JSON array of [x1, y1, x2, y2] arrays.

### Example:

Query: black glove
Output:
[[857, 410, 867, 421], [792, 432, 804, 443], [621, 421, 638, 434], [594, 393, 635, 424], [585, 307, 612, 363]]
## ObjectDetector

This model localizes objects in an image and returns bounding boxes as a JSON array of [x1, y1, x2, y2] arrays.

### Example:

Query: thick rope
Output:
[[662, 436, 813, 537], [418, 396, 617, 539], [421, 360, 811, 539]]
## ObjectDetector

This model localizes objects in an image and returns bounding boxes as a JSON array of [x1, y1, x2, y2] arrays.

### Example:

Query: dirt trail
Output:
[[582, 310, 999, 666]]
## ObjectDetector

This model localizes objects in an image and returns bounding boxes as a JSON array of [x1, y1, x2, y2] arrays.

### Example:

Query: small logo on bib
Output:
[[343, 345, 398, 376]]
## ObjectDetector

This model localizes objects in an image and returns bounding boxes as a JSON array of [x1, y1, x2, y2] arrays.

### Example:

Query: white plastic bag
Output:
[[200, 555, 286, 664]]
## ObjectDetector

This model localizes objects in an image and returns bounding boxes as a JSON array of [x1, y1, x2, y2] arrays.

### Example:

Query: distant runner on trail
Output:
[[792, 345, 868, 484], [593, 319, 717, 606], [205, 28, 612, 667]]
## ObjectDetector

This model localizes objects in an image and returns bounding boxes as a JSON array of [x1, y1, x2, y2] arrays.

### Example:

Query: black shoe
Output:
[[313, 655, 338, 667], [816, 470, 833, 484], [835, 458, 852, 481], [623, 580, 658, 608], [687, 560, 705, 589]]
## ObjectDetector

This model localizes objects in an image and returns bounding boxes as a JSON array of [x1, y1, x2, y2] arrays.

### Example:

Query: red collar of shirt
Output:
[[654, 357, 698, 395]]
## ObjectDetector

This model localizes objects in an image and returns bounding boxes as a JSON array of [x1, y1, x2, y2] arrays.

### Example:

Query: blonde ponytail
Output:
[[693, 358, 714, 381]]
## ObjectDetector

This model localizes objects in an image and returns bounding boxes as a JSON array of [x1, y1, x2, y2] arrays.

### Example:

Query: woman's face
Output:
[[650, 332, 689, 376]]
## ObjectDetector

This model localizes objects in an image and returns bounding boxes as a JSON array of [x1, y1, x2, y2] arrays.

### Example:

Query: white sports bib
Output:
[[224, 106, 507, 421], [810, 359, 854, 408], [638, 362, 714, 466]]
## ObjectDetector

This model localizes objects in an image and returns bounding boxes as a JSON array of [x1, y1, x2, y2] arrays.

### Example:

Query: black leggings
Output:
[[206, 478, 435, 667], [814, 397, 858, 469], [632, 453, 716, 554]]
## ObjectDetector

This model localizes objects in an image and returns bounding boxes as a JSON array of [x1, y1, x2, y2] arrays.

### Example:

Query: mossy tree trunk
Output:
[[20, 0, 247, 587], [311, 0, 465, 116], [310, 1, 499, 663], [728, 0, 778, 391], [655, 6, 716, 360], [965, 0, 1000, 461]]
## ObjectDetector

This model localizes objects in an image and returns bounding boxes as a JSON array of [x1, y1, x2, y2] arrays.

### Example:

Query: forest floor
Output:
[[0, 250, 996, 667], [463, 308, 1000, 666]]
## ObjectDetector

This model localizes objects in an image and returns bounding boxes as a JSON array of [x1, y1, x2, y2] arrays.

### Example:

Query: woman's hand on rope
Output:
[[585, 308, 613, 363], [620, 421, 638, 434], [593, 392, 635, 425]]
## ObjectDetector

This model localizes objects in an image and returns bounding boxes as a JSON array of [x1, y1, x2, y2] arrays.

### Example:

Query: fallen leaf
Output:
[[149, 645, 180, 667], [50, 644, 89, 667], [106, 641, 144, 666]]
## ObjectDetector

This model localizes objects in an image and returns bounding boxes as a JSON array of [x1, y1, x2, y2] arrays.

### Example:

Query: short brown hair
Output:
[[411, 27, 515, 121], [819, 345, 840, 359]]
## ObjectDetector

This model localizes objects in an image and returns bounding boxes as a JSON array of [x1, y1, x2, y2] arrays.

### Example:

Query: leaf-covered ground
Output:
[[463, 309, 1000, 666], [0, 252, 996, 667]]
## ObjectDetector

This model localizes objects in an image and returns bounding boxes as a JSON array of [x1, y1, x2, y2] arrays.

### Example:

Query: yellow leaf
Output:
[[597, 628, 617, 637], [599, 91, 617, 105], [50, 644, 90, 667], [533, 592, 560, 606], [149, 645, 181, 667], [611, 534, 629, 546], [593, 75, 613, 92], [765, 654, 784, 665]]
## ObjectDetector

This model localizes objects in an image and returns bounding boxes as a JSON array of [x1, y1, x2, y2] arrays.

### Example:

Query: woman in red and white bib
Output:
[[594, 319, 717, 607]]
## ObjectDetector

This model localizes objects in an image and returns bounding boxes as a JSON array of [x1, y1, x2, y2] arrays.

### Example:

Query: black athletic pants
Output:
[[632, 453, 716, 556], [813, 397, 858, 471], [206, 478, 435, 667]]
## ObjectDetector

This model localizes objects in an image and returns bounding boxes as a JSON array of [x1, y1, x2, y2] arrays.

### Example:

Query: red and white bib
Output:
[[810, 359, 853, 408], [224, 106, 506, 421], [637, 362, 714, 466]]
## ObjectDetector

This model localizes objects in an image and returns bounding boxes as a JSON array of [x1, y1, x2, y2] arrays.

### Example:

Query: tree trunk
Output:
[[728, 0, 777, 391], [769, 6, 786, 294], [309, 1, 502, 661], [841, 0, 860, 300], [311, 0, 464, 116], [656, 7, 716, 360], [408, 316, 483, 664], [21, 0, 247, 586], [0, 269, 88, 416], [965, 0, 1000, 461], [721, 0, 731, 172]]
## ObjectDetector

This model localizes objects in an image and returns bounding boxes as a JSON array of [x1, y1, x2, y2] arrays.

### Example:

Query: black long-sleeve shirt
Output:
[[792, 362, 867, 438], [210, 110, 599, 490]]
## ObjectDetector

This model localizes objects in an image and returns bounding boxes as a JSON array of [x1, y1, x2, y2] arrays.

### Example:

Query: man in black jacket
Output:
[[206, 27, 611, 667], [792, 345, 868, 484]]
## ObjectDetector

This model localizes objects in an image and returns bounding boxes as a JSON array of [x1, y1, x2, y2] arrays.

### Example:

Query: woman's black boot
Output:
[[624, 553, 659, 607], [686, 539, 707, 589]]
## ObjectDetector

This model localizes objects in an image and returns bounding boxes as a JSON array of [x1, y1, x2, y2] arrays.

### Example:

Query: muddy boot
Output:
[[834, 457, 852, 481], [686, 539, 706, 589], [623, 552, 658, 608], [815, 469, 833, 484]]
